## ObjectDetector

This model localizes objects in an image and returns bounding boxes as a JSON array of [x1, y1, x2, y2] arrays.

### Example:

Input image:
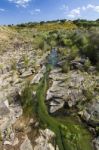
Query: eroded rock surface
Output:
[[46, 68, 98, 113]]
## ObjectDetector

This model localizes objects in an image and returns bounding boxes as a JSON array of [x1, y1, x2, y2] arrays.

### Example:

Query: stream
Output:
[[36, 48, 94, 150]]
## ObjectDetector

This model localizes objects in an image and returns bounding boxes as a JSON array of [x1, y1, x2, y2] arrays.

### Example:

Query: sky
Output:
[[0, 0, 99, 24]]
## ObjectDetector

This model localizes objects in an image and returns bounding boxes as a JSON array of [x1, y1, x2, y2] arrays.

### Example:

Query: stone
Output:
[[0, 101, 10, 116], [70, 60, 84, 70], [31, 66, 46, 84], [20, 136, 33, 150], [21, 70, 33, 78], [82, 99, 99, 126], [34, 129, 55, 150], [46, 69, 98, 113], [93, 137, 99, 150], [88, 66, 96, 73], [50, 101, 64, 113], [4, 140, 12, 145], [13, 138, 19, 146]]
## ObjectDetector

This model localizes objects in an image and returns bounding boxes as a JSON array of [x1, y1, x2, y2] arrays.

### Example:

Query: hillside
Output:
[[0, 20, 99, 150]]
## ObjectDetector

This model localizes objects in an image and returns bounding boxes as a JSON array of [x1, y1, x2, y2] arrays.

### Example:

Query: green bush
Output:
[[70, 45, 79, 60], [62, 61, 70, 73], [84, 58, 91, 71]]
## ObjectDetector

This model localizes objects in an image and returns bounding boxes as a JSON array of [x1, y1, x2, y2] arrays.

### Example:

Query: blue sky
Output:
[[0, 0, 99, 24]]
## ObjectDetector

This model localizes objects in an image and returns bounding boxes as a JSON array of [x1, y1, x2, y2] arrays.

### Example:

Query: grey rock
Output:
[[88, 66, 96, 73], [34, 129, 55, 150], [93, 137, 99, 150], [0, 101, 10, 116], [50, 101, 64, 113], [82, 99, 99, 125], [20, 136, 33, 150], [21, 70, 33, 78], [31, 66, 46, 84]]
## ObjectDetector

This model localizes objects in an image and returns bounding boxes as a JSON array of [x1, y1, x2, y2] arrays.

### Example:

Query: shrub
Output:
[[62, 61, 70, 73], [21, 82, 34, 116], [22, 54, 29, 69], [84, 58, 91, 71], [70, 45, 79, 60], [11, 59, 17, 70]]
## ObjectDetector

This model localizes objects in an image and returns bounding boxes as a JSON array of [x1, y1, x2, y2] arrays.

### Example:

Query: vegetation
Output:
[[21, 82, 37, 116], [1, 19, 99, 150]]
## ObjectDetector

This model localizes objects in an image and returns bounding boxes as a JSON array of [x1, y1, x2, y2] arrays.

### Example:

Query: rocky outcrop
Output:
[[0, 46, 51, 150], [46, 68, 98, 113]]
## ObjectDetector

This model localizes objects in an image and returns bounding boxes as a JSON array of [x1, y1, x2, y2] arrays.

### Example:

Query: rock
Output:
[[34, 122, 39, 128], [20, 136, 33, 150], [0, 101, 10, 116], [34, 129, 56, 150], [49, 71, 67, 81], [31, 73, 43, 84], [29, 118, 34, 126], [31, 66, 46, 84], [13, 137, 19, 146], [93, 137, 99, 150], [21, 69, 33, 78], [47, 69, 97, 113], [82, 98, 99, 126], [88, 66, 96, 73], [50, 100, 64, 113], [57, 60, 66, 67], [70, 60, 84, 70], [4, 140, 12, 145]]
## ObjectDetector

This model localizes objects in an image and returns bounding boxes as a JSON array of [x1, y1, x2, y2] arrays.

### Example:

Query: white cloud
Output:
[[67, 4, 99, 19], [0, 8, 5, 12], [8, 0, 31, 7], [68, 7, 81, 19], [86, 4, 99, 12], [30, 9, 41, 15]]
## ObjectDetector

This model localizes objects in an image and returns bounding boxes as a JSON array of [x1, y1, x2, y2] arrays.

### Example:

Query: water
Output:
[[48, 48, 58, 67]]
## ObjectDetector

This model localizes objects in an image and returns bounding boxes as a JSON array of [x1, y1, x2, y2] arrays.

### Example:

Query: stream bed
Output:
[[36, 48, 94, 150]]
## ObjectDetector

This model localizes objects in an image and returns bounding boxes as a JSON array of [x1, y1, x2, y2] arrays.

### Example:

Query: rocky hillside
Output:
[[0, 23, 99, 150]]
